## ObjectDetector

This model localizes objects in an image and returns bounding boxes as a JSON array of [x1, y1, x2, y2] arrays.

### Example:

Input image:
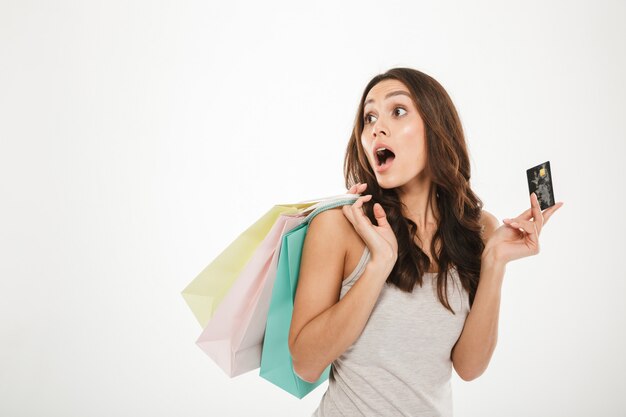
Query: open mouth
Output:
[[375, 148, 396, 167]]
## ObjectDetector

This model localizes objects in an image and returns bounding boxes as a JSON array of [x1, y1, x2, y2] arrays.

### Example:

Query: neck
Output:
[[397, 179, 439, 231]]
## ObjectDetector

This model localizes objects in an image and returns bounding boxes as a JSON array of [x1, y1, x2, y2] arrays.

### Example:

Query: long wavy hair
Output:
[[344, 67, 485, 312]]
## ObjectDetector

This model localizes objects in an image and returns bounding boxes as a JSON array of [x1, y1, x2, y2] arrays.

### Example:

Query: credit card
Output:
[[526, 161, 555, 211]]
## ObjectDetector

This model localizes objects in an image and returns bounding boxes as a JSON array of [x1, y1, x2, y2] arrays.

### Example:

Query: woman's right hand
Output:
[[342, 183, 398, 272]]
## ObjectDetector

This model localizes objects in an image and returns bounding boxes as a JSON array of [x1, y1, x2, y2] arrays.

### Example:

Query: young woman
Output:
[[288, 67, 563, 417]]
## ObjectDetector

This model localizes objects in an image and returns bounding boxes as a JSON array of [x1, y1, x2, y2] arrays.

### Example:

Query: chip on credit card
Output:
[[526, 161, 555, 211]]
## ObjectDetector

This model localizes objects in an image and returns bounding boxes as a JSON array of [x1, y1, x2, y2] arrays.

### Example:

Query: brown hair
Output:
[[344, 67, 485, 312]]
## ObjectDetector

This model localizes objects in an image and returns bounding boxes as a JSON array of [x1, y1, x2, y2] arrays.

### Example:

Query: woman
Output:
[[288, 67, 563, 416]]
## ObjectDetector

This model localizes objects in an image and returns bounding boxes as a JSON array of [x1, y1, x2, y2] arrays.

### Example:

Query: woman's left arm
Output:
[[451, 192, 564, 381]]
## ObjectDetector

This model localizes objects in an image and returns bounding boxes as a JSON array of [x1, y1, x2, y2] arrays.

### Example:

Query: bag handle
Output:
[[295, 193, 360, 216], [302, 196, 359, 224], [296, 192, 361, 205]]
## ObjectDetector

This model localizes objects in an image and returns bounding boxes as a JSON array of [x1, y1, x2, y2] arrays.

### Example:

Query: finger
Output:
[[350, 182, 361, 194], [347, 183, 367, 195], [352, 193, 371, 206], [343, 195, 372, 229], [355, 196, 379, 233], [503, 219, 540, 253], [508, 200, 564, 226], [530, 193, 544, 235], [350, 195, 373, 226], [503, 218, 539, 244], [512, 193, 546, 220], [347, 196, 386, 247], [373, 203, 390, 228], [541, 201, 564, 226], [342, 204, 355, 224], [503, 218, 536, 234]]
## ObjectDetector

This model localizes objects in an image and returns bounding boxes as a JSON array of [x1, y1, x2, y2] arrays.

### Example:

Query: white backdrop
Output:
[[1, 0, 625, 416]]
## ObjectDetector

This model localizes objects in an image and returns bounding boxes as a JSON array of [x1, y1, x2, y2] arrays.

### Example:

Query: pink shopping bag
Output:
[[195, 213, 306, 377]]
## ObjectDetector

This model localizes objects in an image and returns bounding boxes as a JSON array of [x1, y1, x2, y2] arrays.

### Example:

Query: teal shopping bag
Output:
[[259, 197, 358, 399]]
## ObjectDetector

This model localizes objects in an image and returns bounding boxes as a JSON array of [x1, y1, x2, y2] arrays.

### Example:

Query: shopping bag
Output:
[[195, 213, 305, 377], [181, 202, 314, 327], [259, 196, 358, 399]]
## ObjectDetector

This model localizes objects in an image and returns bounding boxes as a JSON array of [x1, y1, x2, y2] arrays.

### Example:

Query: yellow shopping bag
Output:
[[181, 202, 316, 327]]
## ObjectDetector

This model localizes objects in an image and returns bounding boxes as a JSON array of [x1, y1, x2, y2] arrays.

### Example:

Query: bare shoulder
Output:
[[308, 206, 361, 247], [304, 208, 351, 265], [479, 209, 500, 244], [308, 206, 353, 232], [307, 206, 366, 279]]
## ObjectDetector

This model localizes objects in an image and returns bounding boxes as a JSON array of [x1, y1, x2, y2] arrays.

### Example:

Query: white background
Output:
[[1, 0, 625, 416]]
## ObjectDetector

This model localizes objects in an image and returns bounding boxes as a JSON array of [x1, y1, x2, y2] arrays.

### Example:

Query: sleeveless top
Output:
[[311, 246, 470, 417]]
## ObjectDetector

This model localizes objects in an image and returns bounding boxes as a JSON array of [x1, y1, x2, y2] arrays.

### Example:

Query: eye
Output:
[[363, 113, 376, 124], [394, 107, 407, 117], [363, 106, 407, 124]]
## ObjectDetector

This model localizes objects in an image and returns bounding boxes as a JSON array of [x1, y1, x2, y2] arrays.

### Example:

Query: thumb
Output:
[[373, 203, 390, 228]]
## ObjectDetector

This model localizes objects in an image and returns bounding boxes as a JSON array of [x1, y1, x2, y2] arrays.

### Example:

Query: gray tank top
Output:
[[311, 246, 470, 417]]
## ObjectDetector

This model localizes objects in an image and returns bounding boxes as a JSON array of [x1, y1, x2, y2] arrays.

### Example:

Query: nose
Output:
[[371, 118, 388, 138]]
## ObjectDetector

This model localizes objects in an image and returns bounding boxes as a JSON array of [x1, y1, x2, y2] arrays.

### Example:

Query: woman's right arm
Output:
[[288, 196, 397, 383]]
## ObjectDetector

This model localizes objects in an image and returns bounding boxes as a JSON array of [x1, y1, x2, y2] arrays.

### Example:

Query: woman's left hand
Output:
[[483, 192, 564, 265]]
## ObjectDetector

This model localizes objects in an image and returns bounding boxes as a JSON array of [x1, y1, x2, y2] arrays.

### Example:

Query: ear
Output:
[[479, 209, 499, 245]]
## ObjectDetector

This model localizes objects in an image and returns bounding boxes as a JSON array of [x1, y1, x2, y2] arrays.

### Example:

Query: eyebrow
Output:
[[364, 90, 411, 107]]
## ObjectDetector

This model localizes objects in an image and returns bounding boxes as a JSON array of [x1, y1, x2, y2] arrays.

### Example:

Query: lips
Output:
[[373, 143, 396, 172]]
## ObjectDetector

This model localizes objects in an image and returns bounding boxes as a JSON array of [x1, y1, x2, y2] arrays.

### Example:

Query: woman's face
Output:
[[360, 79, 430, 190]]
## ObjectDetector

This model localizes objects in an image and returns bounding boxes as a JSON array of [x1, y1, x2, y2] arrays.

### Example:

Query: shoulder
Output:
[[308, 206, 353, 235], [479, 209, 499, 244], [306, 207, 353, 250], [307, 206, 363, 263]]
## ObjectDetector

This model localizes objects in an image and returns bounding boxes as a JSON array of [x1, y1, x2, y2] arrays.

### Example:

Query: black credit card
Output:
[[526, 161, 555, 211]]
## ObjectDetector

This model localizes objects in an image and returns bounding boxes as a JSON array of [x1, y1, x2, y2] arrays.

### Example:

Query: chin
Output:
[[375, 177, 403, 190]]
